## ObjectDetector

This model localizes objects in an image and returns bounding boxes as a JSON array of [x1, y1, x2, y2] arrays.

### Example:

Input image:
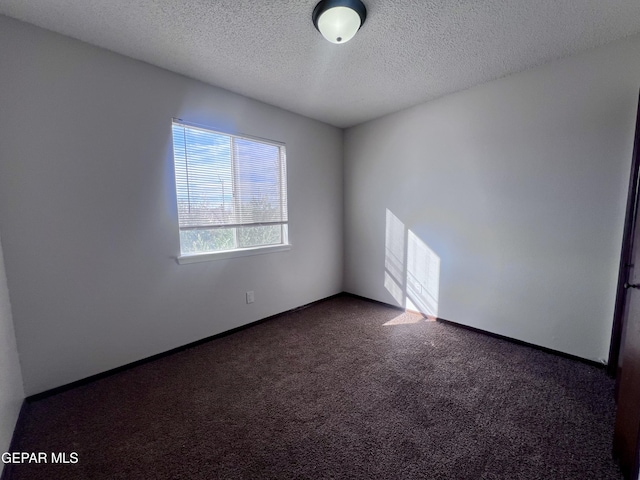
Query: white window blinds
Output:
[[172, 120, 288, 255]]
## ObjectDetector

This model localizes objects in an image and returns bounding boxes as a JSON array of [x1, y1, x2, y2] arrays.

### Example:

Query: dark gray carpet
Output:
[[5, 295, 623, 479]]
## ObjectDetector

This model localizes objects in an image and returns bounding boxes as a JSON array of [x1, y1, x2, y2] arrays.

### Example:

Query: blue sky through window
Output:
[[172, 126, 233, 208], [172, 123, 286, 229], [172, 122, 288, 254]]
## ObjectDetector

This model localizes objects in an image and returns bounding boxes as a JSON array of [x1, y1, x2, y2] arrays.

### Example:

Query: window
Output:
[[172, 120, 289, 261]]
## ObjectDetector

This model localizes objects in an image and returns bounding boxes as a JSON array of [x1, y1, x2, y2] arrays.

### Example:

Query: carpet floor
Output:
[[4, 295, 623, 479]]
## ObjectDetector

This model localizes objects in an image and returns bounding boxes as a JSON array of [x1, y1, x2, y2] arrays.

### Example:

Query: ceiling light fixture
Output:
[[312, 0, 367, 45]]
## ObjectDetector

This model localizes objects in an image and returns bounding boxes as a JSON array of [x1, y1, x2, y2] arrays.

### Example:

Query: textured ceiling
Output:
[[1, 1, 640, 128]]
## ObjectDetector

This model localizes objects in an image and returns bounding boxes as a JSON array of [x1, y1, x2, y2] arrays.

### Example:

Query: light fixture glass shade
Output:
[[317, 6, 361, 44], [312, 0, 367, 44]]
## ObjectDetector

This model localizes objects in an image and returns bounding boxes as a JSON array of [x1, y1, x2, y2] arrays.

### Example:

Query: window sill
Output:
[[176, 244, 291, 264]]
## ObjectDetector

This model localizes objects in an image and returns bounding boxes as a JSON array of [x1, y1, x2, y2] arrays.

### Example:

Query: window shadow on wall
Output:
[[384, 209, 440, 321]]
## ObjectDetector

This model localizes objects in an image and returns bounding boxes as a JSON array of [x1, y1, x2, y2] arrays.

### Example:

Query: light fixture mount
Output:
[[312, 0, 367, 44]]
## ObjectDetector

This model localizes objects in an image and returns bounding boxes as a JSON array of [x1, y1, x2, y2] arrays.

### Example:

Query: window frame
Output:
[[171, 119, 291, 264]]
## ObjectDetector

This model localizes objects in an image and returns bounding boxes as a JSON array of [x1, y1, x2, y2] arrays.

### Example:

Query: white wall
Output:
[[0, 232, 24, 454], [344, 34, 640, 363], [0, 15, 344, 396]]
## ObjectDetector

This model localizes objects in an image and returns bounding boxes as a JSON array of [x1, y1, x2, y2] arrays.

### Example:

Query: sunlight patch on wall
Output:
[[384, 209, 440, 319], [384, 271, 404, 306], [385, 209, 405, 286], [406, 230, 440, 317], [384, 209, 406, 307]]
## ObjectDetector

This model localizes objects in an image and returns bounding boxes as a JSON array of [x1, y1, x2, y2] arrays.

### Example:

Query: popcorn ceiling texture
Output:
[[1, 0, 640, 127]]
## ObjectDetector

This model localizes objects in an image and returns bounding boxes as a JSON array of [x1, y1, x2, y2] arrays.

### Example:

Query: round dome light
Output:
[[312, 0, 367, 44]]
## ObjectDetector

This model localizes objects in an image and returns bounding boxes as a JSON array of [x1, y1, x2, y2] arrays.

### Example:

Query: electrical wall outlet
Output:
[[246, 291, 254, 304]]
